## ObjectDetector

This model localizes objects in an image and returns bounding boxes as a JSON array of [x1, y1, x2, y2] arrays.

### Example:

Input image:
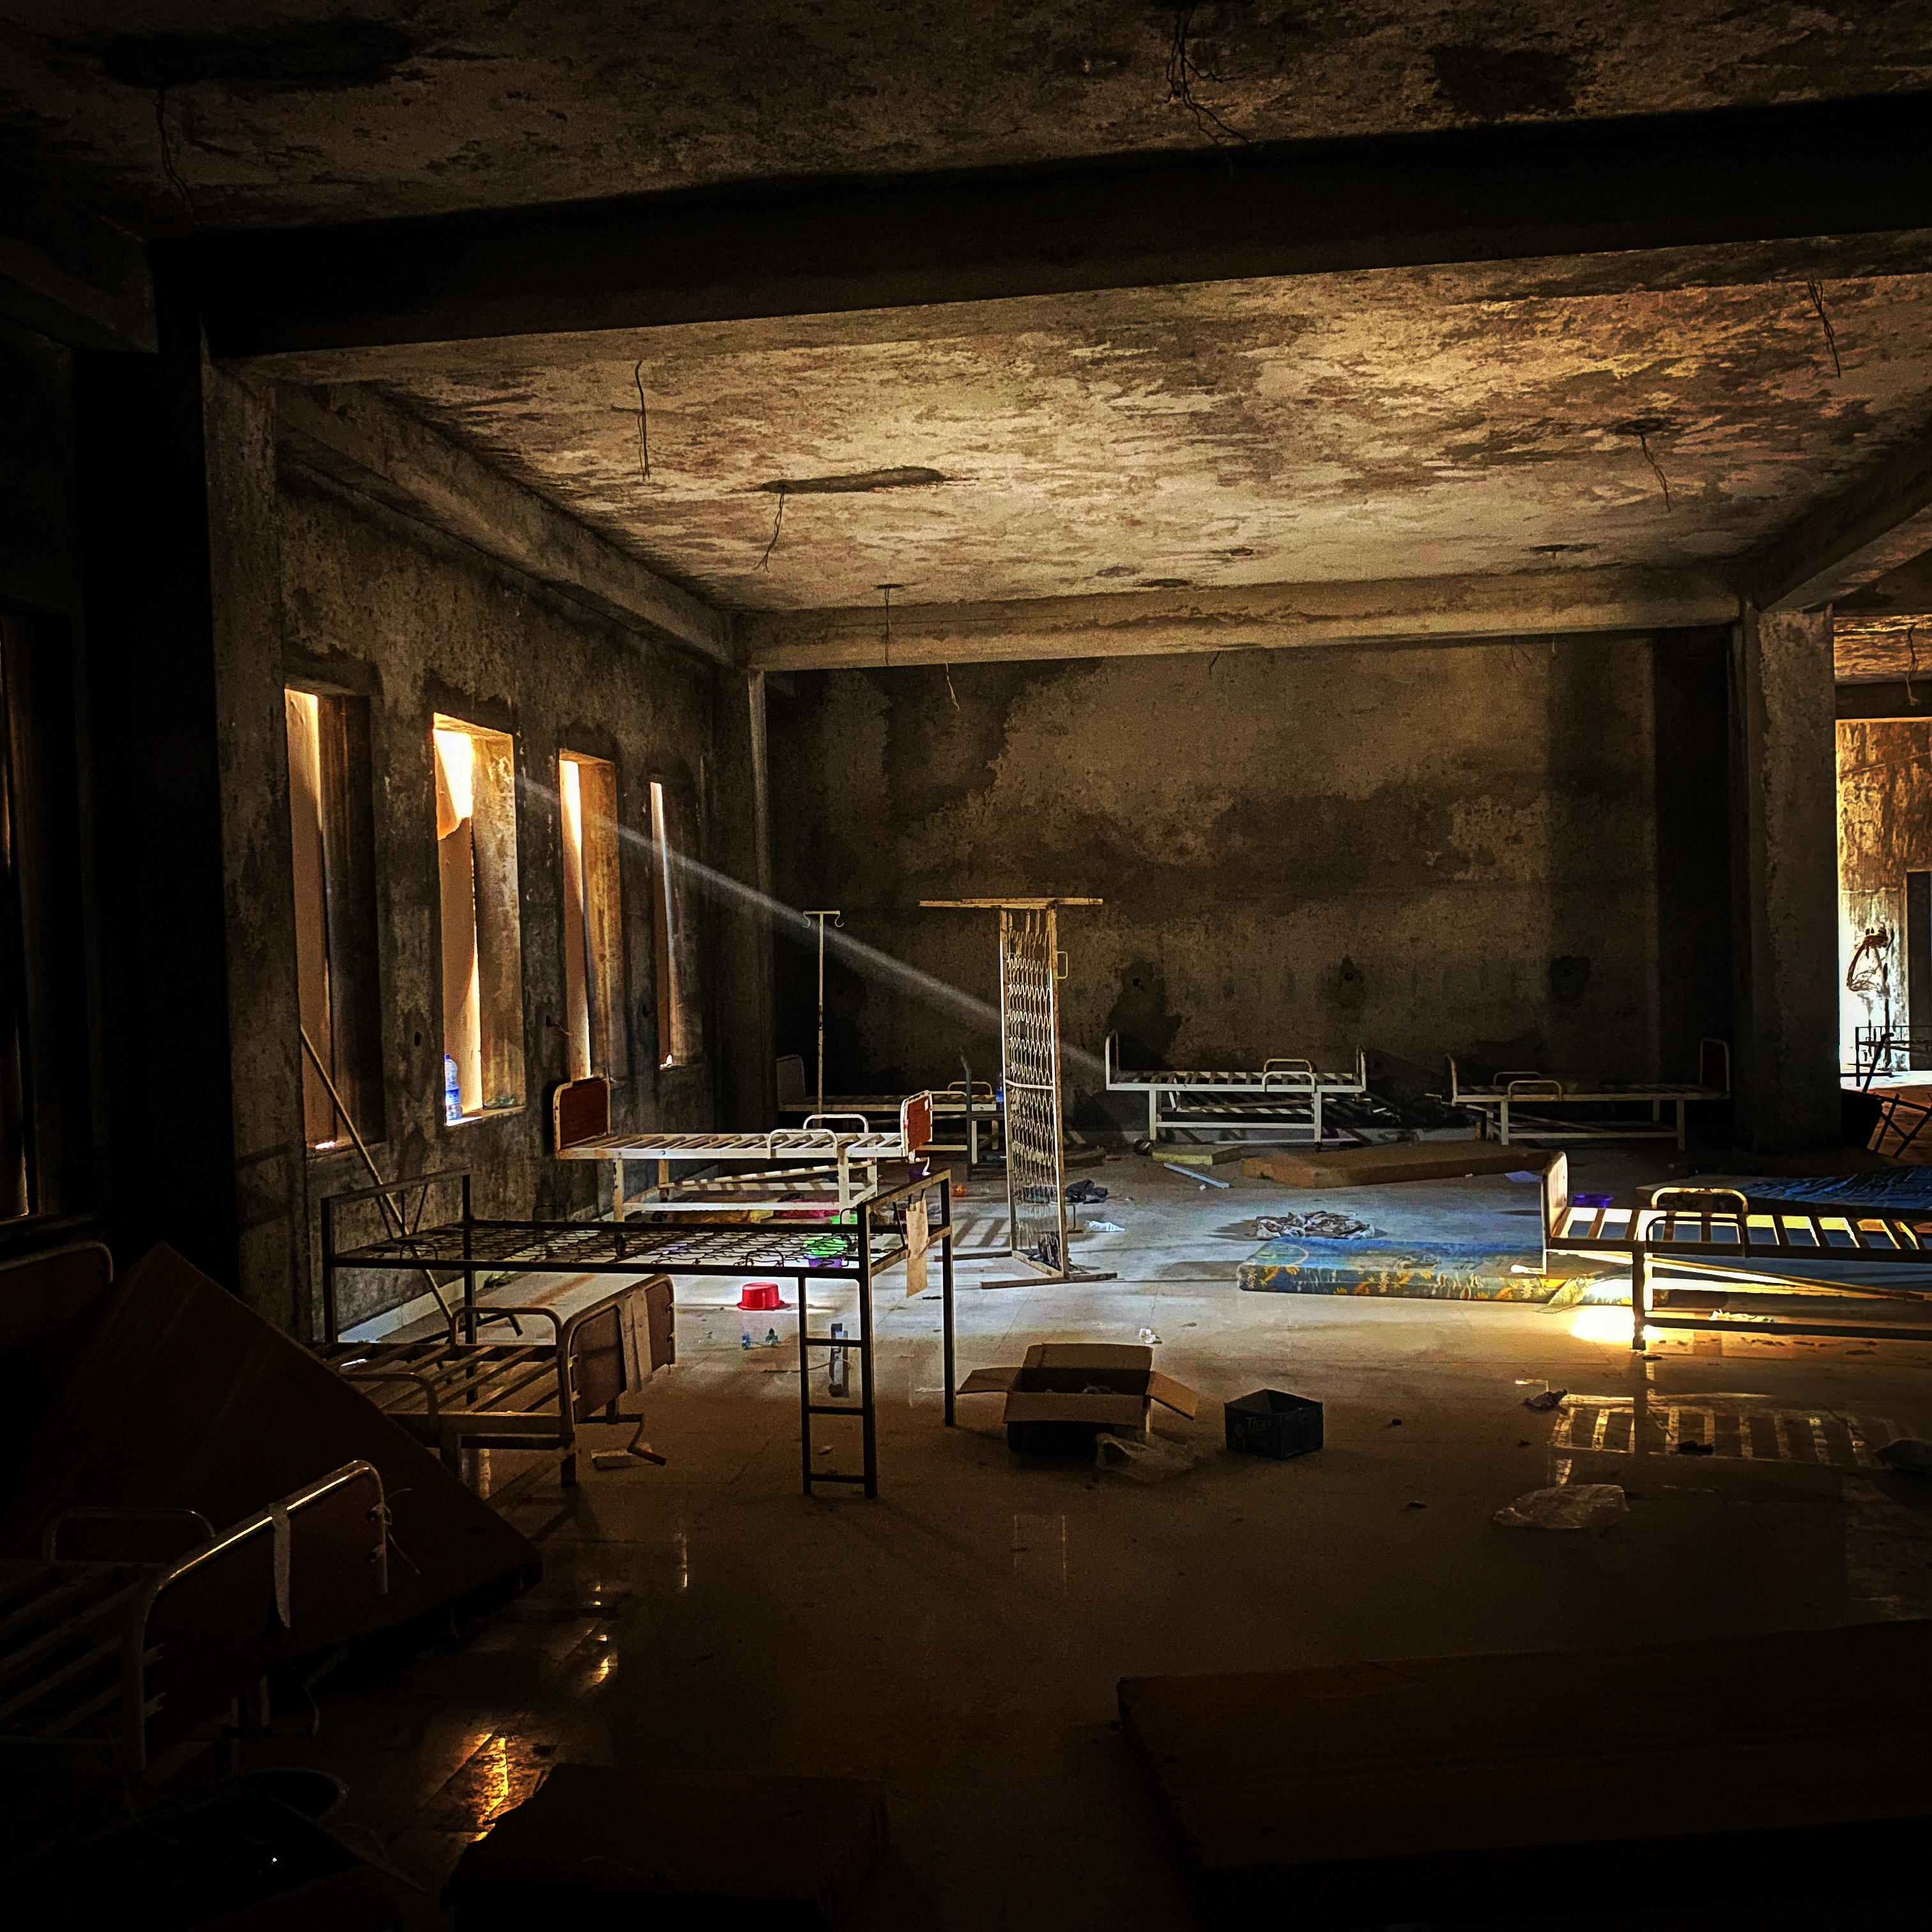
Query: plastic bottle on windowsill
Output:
[[443, 1054, 463, 1124]]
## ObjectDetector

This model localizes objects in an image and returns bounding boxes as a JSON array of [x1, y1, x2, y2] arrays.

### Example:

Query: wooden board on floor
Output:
[[1239, 1141, 1527, 1187], [1119, 1620, 1932, 1925]]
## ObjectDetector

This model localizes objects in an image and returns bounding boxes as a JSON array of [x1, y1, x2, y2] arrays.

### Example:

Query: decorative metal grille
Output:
[[1000, 906, 1068, 1273]]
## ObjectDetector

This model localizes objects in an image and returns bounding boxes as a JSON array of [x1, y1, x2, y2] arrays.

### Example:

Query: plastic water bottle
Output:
[[740, 1331, 752, 1350], [443, 1054, 463, 1124]]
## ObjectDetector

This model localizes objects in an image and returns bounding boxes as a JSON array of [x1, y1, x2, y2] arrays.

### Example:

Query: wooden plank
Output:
[[1241, 1143, 1527, 1189]]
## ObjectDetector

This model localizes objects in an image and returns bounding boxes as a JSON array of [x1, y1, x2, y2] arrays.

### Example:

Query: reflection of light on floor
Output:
[[1569, 1305, 1658, 1344], [476, 1735, 512, 1819]]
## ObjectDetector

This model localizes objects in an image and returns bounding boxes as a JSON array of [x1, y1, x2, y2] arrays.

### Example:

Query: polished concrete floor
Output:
[[279, 1149, 1932, 1927]]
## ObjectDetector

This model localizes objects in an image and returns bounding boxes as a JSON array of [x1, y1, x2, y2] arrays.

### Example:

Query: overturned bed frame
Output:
[[1105, 1034, 1368, 1146], [1450, 1038, 1731, 1149], [0, 1460, 388, 1776]]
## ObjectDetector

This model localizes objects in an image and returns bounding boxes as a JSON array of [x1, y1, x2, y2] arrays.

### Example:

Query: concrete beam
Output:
[[1748, 435, 1932, 613], [1836, 680, 1932, 721], [741, 569, 1739, 672], [277, 385, 734, 666], [0, 161, 155, 353], [178, 90, 1932, 367]]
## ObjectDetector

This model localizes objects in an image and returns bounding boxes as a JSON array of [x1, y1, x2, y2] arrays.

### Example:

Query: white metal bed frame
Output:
[[1103, 1033, 1368, 1144], [1447, 1039, 1730, 1149], [553, 1077, 934, 1214]]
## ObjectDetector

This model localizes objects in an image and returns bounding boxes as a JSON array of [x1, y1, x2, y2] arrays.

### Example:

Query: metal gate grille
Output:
[[1001, 907, 1068, 1272]]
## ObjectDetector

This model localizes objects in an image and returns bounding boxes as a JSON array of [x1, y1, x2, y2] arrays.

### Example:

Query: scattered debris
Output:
[[1492, 1483, 1628, 1531], [1095, 1430, 1195, 1484], [1522, 1389, 1568, 1413], [1878, 1438, 1932, 1476], [1087, 1219, 1125, 1232], [1387, 1417, 1403, 1428], [1165, 1162, 1230, 1188], [1403, 1499, 1427, 1510], [1066, 1177, 1110, 1204], [1252, 1211, 1380, 1240], [1137, 1327, 1163, 1346]]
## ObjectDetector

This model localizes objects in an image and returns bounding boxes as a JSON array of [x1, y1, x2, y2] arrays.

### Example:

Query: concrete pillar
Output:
[[204, 362, 305, 1333], [1729, 604, 1840, 1150], [711, 664, 776, 1128]]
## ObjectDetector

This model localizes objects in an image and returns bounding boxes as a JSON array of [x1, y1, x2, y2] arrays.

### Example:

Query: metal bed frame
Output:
[[1539, 1152, 1932, 1351], [774, 1054, 1004, 1165], [319, 1175, 671, 1485], [553, 1075, 934, 1213], [1448, 1038, 1730, 1149], [0, 1460, 388, 1776], [318, 1167, 958, 1499], [1103, 1033, 1368, 1145], [1853, 1024, 1932, 1084]]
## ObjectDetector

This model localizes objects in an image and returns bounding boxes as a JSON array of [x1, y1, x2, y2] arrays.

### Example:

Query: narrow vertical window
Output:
[[285, 687, 384, 1151], [434, 714, 525, 1121], [0, 631, 31, 1215], [649, 779, 703, 1068], [558, 751, 622, 1081]]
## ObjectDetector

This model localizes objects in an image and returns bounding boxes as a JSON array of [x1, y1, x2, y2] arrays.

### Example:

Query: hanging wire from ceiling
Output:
[[1908, 622, 1920, 709], [1803, 279, 1843, 379], [1165, 3, 1250, 145], [152, 88, 198, 219], [632, 361, 652, 483], [876, 583, 901, 671], [757, 486, 788, 570], [1613, 418, 1675, 512]]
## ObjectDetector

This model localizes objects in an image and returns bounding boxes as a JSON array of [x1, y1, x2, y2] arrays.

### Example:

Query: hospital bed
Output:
[[553, 1075, 933, 1213], [1448, 1038, 1730, 1149], [1104, 1033, 1368, 1145]]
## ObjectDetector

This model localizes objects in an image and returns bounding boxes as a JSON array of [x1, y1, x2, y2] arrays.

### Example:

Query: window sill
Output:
[[444, 1103, 526, 1129]]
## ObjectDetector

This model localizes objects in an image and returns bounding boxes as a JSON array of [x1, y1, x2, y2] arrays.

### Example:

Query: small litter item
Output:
[[1094, 1430, 1194, 1484], [1252, 1211, 1379, 1241], [737, 1282, 786, 1312], [1674, 1440, 1715, 1457], [1877, 1437, 1932, 1476], [1492, 1483, 1628, 1531], [1087, 1219, 1124, 1232], [1521, 1388, 1567, 1413], [1387, 1417, 1402, 1428], [763, 1327, 779, 1347], [1066, 1178, 1110, 1204], [1225, 1390, 1324, 1459], [1137, 1327, 1162, 1346], [1573, 1191, 1614, 1209], [1403, 1500, 1427, 1511], [1165, 1162, 1230, 1188]]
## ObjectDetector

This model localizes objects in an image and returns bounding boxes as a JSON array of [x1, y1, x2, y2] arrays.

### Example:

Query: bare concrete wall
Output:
[[264, 460, 730, 1331], [769, 634, 1731, 1128]]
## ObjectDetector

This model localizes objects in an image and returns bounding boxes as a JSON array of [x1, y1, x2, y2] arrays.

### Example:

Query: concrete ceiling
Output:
[[378, 263, 1932, 612], [3, 3, 1931, 233]]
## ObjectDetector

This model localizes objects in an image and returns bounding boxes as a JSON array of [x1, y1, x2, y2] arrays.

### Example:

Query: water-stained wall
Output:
[[1837, 719, 1932, 1065], [769, 632, 1731, 1130]]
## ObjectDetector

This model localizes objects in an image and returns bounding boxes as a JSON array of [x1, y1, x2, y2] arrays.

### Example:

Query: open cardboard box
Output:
[[958, 1343, 1198, 1452]]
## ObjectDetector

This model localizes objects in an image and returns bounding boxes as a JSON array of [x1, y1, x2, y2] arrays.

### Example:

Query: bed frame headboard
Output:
[[901, 1091, 933, 1155], [552, 1075, 612, 1152]]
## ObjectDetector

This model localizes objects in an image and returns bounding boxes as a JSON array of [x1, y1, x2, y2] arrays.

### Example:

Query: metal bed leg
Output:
[[940, 1175, 956, 1428], [797, 1269, 813, 1496], [859, 1226, 877, 1499], [1631, 1247, 1650, 1353], [1147, 1089, 1159, 1146], [1498, 1098, 1510, 1146], [1676, 1100, 1687, 1152]]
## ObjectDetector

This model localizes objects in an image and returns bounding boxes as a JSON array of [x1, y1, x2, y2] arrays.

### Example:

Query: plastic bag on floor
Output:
[[1095, 1431, 1194, 1485], [1491, 1483, 1627, 1531]]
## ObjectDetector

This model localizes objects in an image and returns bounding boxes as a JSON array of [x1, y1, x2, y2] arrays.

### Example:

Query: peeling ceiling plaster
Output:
[[2, 3, 1930, 233], [380, 266, 1932, 611]]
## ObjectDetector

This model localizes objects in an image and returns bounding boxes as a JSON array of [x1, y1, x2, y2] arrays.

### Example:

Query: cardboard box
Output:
[[958, 1343, 1198, 1452]]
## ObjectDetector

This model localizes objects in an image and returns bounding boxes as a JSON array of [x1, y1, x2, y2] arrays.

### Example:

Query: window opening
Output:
[[434, 714, 525, 1122]]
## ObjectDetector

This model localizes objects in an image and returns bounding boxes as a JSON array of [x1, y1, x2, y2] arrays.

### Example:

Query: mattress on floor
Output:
[[1236, 1234, 1561, 1301], [1119, 1620, 1932, 1925]]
